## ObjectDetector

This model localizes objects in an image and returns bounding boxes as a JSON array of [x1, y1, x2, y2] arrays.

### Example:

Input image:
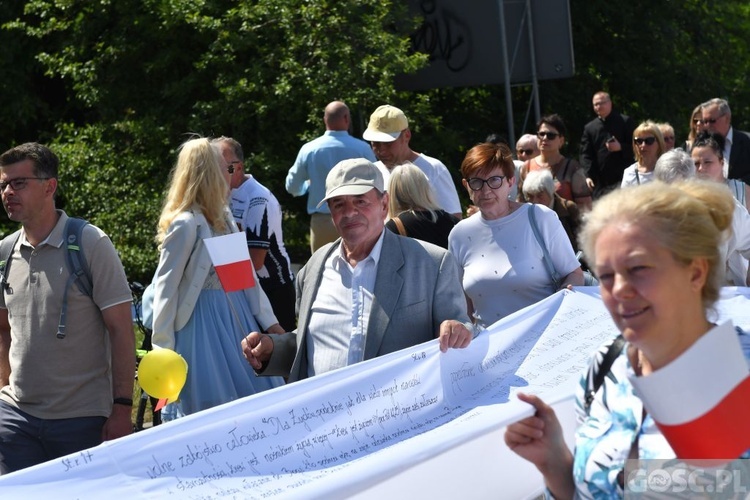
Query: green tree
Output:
[[4, 0, 427, 279], [3, 0, 750, 282]]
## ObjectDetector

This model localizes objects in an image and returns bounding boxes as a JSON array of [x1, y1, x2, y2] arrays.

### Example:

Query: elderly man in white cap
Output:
[[242, 158, 473, 382], [363, 105, 463, 219]]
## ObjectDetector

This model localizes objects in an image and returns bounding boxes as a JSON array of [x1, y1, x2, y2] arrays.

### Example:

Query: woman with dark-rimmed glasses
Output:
[[621, 121, 666, 187], [448, 142, 583, 327], [518, 114, 592, 211]]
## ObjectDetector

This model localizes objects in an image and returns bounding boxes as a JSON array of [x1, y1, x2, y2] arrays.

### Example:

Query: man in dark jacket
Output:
[[579, 92, 636, 198], [699, 98, 750, 208]]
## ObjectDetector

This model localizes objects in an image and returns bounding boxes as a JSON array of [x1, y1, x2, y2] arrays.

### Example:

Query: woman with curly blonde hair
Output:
[[151, 137, 284, 421]]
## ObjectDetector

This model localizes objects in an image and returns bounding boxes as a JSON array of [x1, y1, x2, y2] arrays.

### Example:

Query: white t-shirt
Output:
[[723, 200, 750, 286], [231, 176, 294, 288], [376, 153, 462, 215], [448, 203, 579, 326], [621, 163, 655, 187]]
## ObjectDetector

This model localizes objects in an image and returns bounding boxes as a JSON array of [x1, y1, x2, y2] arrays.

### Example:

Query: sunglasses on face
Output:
[[226, 160, 241, 174], [537, 131, 560, 140], [634, 137, 656, 146], [698, 117, 722, 125], [466, 175, 505, 191], [517, 149, 534, 156]]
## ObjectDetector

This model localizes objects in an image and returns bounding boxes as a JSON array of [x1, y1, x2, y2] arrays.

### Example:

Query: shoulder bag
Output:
[[527, 204, 598, 288]]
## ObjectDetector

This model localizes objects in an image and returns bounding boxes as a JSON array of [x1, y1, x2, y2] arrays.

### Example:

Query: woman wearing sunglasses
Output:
[[621, 121, 666, 187], [683, 104, 703, 152], [448, 142, 584, 327], [518, 114, 592, 211]]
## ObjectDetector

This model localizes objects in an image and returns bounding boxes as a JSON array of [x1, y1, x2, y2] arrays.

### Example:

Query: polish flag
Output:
[[629, 321, 750, 460], [203, 232, 255, 292]]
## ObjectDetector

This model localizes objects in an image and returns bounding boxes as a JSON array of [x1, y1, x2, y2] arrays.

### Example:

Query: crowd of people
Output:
[[0, 91, 748, 490]]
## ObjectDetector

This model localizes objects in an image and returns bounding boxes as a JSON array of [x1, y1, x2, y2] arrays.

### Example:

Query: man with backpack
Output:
[[0, 143, 134, 474]]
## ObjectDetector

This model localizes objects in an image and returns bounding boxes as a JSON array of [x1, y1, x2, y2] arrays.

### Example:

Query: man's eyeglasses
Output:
[[663, 136, 675, 143], [0, 177, 49, 192], [634, 137, 656, 146], [467, 176, 505, 191], [517, 149, 534, 156], [537, 131, 560, 140], [226, 161, 241, 174], [698, 115, 724, 125]]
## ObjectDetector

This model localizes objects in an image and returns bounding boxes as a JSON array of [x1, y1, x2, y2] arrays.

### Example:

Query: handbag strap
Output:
[[393, 216, 408, 237], [527, 205, 561, 289], [560, 158, 572, 180]]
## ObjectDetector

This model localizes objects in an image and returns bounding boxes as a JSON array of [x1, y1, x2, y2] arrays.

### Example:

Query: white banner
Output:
[[1, 288, 748, 499]]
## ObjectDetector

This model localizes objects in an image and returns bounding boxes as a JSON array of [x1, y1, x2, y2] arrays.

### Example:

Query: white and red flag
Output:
[[629, 321, 750, 460], [203, 232, 255, 292]]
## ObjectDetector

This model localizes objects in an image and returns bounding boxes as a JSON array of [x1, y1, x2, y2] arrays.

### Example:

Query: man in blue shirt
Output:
[[286, 101, 376, 253]]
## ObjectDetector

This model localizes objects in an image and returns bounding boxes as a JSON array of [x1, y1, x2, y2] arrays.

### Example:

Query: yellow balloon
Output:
[[138, 349, 188, 402]]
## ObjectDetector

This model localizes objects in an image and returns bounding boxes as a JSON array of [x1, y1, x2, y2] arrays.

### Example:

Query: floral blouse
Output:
[[569, 327, 750, 499]]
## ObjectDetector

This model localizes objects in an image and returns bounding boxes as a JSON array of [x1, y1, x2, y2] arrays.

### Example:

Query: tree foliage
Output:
[[2, 0, 750, 282]]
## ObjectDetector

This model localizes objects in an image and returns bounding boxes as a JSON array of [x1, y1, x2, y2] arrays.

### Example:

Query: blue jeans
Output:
[[0, 400, 106, 475]]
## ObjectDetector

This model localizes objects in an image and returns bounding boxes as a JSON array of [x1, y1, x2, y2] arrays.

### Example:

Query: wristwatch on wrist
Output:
[[113, 397, 133, 407]]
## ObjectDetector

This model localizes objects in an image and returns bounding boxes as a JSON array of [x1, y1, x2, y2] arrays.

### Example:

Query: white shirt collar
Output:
[[334, 228, 385, 271]]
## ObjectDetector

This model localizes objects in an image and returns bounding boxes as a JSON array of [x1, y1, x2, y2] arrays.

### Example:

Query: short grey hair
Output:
[[654, 149, 696, 183], [522, 169, 555, 198], [516, 133, 538, 150], [211, 136, 244, 162], [701, 98, 731, 117]]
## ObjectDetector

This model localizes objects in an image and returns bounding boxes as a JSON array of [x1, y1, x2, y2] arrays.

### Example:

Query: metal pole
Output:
[[525, 0, 541, 123], [498, 0, 515, 148]]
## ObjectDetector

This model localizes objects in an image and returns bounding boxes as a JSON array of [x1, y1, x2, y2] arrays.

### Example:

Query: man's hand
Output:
[[102, 405, 133, 441], [585, 177, 595, 191], [605, 136, 621, 152], [241, 332, 274, 370], [265, 323, 285, 335], [437, 320, 472, 352]]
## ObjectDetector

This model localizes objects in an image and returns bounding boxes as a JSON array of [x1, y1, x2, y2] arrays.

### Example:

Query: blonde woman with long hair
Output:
[[151, 137, 284, 421], [385, 162, 458, 249]]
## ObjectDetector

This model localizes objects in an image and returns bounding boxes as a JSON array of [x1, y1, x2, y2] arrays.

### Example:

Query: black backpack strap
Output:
[[57, 217, 93, 339], [0, 230, 23, 295], [584, 334, 626, 414], [64, 217, 93, 296]]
